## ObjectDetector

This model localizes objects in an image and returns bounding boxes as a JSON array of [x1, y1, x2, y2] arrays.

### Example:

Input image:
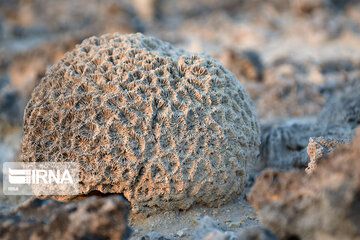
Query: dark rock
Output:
[[0, 194, 131, 240], [259, 123, 352, 170], [248, 127, 360, 240], [319, 80, 360, 128]]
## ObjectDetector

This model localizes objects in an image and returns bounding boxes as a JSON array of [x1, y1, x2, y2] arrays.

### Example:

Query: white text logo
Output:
[[3, 162, 79, 195], [9, 168, 73, 184]]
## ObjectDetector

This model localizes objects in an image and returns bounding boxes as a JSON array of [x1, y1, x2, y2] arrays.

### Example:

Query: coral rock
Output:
[[305, 136, 346, 174], [248, 127, 360, 240], [0, 194, 131, 240], [260, 123, 352, 170], [20, 33, 260, 214]]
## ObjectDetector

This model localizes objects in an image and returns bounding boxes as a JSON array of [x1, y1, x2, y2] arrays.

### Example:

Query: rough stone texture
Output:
[[305, 136, 345, 174], [0, 194, 131, 240], [248, 127, 360, 240], [318, 79, 360, 129], [20, 33, 260, 214], [259, 123, 352, 170], [258, 75, 359, 171], [193, 216, 277, 240]]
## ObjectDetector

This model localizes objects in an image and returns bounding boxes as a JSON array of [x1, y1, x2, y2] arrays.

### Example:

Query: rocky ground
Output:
[[0, 0, 359, 239]]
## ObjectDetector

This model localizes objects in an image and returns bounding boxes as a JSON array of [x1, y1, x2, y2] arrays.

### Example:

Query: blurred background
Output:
[[0, 0, 359, 211]]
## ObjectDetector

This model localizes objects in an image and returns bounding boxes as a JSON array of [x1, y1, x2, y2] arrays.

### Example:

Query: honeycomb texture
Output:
[[20, 33, 260, 213]]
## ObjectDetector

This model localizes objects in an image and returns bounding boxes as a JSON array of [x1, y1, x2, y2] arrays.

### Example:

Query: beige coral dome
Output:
[[20, 33, 260, 213]]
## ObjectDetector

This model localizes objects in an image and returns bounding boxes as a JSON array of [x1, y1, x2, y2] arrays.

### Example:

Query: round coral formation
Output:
[[20, 33, 260, 213]]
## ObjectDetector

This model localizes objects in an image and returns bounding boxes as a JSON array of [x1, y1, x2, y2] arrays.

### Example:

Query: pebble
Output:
[[175, 229, 187, 237]]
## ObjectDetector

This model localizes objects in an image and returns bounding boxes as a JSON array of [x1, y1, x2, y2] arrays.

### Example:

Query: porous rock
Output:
[[305, 136, 345, 174], [259, 77, 358, 171], [20, 33, 260, 214], [248, 127, 360, 240], [0, 194, 131, 240], [260, 123, 352, 170]]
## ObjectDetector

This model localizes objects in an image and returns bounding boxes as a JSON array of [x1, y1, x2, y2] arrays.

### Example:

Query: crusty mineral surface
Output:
[[248, 127, 360, 240], [20, 33, 260, 213], [305, 136, 345, 174], [259, 123, 352, 170], [0, 194, 131, 240]]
